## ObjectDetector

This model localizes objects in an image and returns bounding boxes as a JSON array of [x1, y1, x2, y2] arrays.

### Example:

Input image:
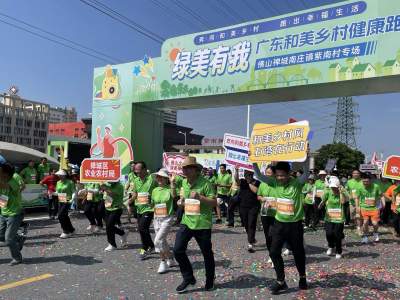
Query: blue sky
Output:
[[0, 0, 399, 158]]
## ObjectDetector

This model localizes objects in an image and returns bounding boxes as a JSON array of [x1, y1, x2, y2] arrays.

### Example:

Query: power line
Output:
[[0, 12, 122, 63], [243, 2, 263, 19], [207, 0, 237, 23], [79, 0, 164, 44], [0, 17, 112, 63], [257, 0, 280, 15], [218, 0, 244, 23], [170, 0, 213, 28], [148, 0, 201, 30]]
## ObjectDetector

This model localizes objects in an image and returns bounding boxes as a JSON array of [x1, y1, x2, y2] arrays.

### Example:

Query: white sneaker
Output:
[[326, 248, 334, 256], [166, 258, 176, 267], [120, 232, 129, 247], [335, 254, 342, 259], [86, 225, 94, 231], [104, 244, 116, 252], [374, 233, 380, 242], [59, 233, 70, 239], [267, 257, 272, 264], [158, 261, 168, 274], [282, 249, 291, 256], [361, 236, 369, 244]]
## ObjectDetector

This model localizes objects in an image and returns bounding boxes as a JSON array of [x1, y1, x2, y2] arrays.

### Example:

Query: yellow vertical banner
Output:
[[249, 121, 310, 163]]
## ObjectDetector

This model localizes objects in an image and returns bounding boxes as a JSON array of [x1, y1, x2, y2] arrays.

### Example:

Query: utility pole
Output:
[[333, 96, 359, 149]]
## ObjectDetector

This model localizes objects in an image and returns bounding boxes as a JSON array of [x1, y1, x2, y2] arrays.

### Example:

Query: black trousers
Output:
[[343, 201, 351, 225], [58, 202, 75, 234], [176, 206, 184, 224], [390, 213, 400, 234], [381, 202, 392, 225], [227, 195, 240, 226], [137, 212, 154, 250], [261, 215, 275, 252], [304, 203, 318, 227], [314, 197, 323, 224], [84, 201, 104, 227], [173, 224, 215, 283], [270, 220, 306, 282], [239, 205, 260, 244], [105, 209, 125, 247], [325, 222, 344, 254], [217, 194, 229, 218], [48, 195, 58, 218]]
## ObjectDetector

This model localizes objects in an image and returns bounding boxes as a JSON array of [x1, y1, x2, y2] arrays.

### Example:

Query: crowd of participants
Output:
[[0, 155, 400, 295]]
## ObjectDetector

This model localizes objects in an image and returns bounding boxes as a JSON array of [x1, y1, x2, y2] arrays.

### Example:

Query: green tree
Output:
[[314, 143, 365, 177], [177, 83, 184, 95], [170, 84, 177, 97], [307, 68, 322, 81], [374, 62, 383, 76], [160, 80, 171, 98]]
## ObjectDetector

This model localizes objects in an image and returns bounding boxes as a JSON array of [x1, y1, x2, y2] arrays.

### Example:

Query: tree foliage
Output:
[[314, 143, 365, 176]]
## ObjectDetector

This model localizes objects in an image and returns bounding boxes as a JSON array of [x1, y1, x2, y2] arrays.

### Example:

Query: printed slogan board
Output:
[[92, 0, 400, 172], [223, 133, 253, 171], [80, 159, 121, 183], [162, 153, 187, 175], [249, 121, 310, 163]]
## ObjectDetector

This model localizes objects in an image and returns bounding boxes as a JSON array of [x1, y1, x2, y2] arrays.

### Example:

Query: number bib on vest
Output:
[[185, 199, 201, 216], [263, 197, 277, 210], [351, 189, 357, 199], [276, 198, 295, 216], [0, 195, 9, 208], [316, 190, 324, 198], [365, 197, 376, 207], [104, 195, 113, 208], [58, 193, 67, 203], [87, 192, 93, 201], [154, 203, 168, 217], [327, 208, 342, 221], [136, 192, 149, 205]]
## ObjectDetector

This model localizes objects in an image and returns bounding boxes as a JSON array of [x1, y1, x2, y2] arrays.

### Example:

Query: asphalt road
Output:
[[0, 212, 399, 299]]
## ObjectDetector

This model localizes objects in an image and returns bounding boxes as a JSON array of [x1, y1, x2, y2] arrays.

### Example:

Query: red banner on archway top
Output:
[[382, 155, 400, 180], [80, 158, 121, 183]]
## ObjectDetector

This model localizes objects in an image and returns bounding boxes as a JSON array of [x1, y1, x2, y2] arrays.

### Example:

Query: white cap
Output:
[[329, 176, 341, 188], [153, 168, 169, 179], [55, 169, 67, 176], [319, 170, 327, 175], [105, 124, 112, 131]]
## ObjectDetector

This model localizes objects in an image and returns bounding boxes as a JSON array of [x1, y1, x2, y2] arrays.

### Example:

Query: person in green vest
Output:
[[0, 163, 24, 265], [319, 177, 348, 259], [355, 172, 385, 244], [125, 161, 137, 223], [377, 177, 393, 225], [20, 160, 38, 184], [37, 157, 50, 181], [257, 165, 276, 266], [215, 164, 232, 225], [205, 168, 221, 223], [128, 161, 158, 260], [302, 174, 317, 229], [55, 169, 75, 238], [314, 170, 327, 225], [80, 183, 103, 232], [101, 181, 128, 251], [345, 169, 363, 232], [151, 168, 177, 274], [254, 159, 309, 295], [391, 182, 400, 237], [173, 157, 217, 293]]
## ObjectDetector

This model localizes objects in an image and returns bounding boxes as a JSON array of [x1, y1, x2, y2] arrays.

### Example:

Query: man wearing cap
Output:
[[319, 177, 348, 259], [173, 157, 217, 293], [314, 170, 327, 225], [55, 169, 76, 238], [129, 161, 158, 260], [302, 174, 317, 229]]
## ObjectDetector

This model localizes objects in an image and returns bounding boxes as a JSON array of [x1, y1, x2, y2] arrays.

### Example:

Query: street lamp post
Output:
[[178, 131, 187, 145]]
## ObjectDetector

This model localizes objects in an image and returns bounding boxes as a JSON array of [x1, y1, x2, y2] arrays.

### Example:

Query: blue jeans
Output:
[[0, 214, 23, 261]]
